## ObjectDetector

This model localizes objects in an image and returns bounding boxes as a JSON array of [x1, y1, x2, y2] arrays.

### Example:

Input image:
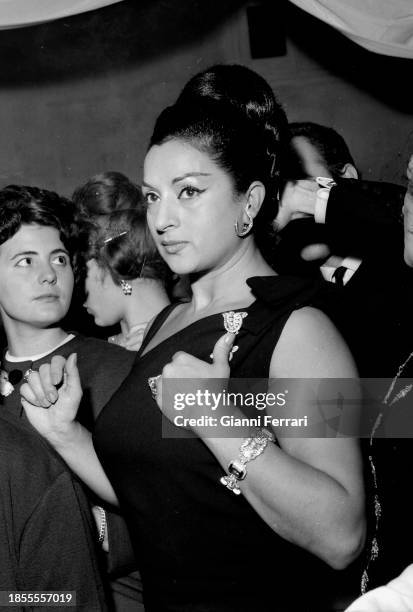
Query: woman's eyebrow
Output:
[[142, 173, 211, 190], [141, 181, 156, 189], [172, 172, 211, 184], [10, 247, 69, 260], [10, 250, 38, 260], [50, 248, 70, 256]]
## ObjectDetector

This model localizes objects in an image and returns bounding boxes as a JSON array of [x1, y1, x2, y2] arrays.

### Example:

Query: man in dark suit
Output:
[[277, 122, 405, 281], [275, 122, 411, 378]]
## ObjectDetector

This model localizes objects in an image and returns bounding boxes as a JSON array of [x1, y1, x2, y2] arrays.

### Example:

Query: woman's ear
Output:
[[245, 181, 266, 220], [86, 258, 105, 284], [97, 265, 112, 287], [235, 182, 266, 237]]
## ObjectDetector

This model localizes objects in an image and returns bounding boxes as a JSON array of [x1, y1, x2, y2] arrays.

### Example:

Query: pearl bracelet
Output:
[[220, 428, 275, 495]]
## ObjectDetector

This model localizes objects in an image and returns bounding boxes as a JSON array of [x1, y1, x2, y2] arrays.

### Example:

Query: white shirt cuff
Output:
[[314, 189, 329, 223], [314, 177, 336, 224]]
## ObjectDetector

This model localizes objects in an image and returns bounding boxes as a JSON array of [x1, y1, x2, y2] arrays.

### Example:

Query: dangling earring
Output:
[[234, 210, 253, 237], [120, 279, 132, 296]]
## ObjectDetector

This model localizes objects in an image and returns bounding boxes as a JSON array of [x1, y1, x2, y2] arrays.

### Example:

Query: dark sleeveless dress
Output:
[[93, 276, 353, 611]]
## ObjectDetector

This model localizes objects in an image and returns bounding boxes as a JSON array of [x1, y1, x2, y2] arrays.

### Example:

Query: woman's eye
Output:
[[16, 257, 32, 267], [179, 186, 202, 199], [52, 254, 68, 266], [143, 192, 159, 205]]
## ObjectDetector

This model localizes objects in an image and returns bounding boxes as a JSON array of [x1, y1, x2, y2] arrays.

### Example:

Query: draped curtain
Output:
[[1, 0, 413, 59], [0, 0, 124, 29], [289, 0, 413, 58]]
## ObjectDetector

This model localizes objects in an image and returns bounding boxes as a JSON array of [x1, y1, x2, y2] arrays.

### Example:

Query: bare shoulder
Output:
[[282, 306, 341, 340], [270, 306, 357, 378]]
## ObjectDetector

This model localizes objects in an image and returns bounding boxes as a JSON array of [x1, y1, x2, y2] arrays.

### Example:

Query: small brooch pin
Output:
[[223, 311, 248, 335], [224, 311, 247, 361], [0, 370, 14, 397], [210, 311, 248, 362], [147, 374, 161, 400]]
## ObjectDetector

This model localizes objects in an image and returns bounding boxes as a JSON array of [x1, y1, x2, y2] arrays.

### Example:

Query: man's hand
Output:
[[275, 180, 319, 230]]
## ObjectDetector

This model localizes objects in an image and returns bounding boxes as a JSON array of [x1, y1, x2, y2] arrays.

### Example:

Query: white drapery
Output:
[[1, 0, 413, 59], [289, 0, 413, 58], [0, 0, 124, 29]]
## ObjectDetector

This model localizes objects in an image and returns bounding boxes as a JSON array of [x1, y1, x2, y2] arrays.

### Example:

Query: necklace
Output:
[[361, 350, 413, 594]]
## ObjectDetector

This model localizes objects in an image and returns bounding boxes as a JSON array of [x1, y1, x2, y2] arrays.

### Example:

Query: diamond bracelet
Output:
[[220, 428, 275, 495]]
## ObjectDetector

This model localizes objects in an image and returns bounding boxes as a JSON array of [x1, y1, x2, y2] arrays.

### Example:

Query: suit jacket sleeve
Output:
[[19, 474, 108, 611], [105, 508, 139, 577], [325, 178, 405, 256]]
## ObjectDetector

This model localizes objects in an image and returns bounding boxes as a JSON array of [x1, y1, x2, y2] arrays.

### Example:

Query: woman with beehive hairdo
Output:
[[21, 65, 365, 611]]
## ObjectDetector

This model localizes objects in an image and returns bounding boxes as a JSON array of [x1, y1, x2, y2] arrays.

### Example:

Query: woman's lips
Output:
[[161, 241, 188, 254], [34, 294, 59, 301]]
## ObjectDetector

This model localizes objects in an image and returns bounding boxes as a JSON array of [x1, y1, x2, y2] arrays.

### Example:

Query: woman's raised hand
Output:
[[20, 353, 83, 444], [154, 332, 235, 424]]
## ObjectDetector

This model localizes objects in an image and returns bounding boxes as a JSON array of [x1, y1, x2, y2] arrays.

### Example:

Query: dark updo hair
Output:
[[150, 64, 288, 265], [85, 207, 171, 288], [72, 171, 142, 217], [0, 184, 77, 256], [177, 64, 288, 185]]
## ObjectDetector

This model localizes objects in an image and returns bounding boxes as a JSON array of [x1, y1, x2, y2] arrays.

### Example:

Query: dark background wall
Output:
[[0, 0, 411, 195]]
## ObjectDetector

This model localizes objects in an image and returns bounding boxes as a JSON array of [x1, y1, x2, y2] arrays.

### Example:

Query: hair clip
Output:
[[139, 256, 147, 278], [269, 152, 277, 178], [103, 230, 128, 244]]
